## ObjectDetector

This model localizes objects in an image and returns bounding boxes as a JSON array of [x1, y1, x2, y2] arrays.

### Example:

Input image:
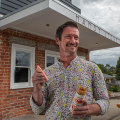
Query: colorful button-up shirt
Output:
[[30, 56, 109, 120]]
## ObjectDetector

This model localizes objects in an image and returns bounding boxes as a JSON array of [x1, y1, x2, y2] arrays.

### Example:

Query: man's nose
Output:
[[70, 36, 76, 43]]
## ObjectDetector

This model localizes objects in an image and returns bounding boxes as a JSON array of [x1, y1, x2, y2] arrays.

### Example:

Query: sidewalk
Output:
[[3, 92, 120, 120], [3, 114, 46, 120], [92, 98, 120, 120]]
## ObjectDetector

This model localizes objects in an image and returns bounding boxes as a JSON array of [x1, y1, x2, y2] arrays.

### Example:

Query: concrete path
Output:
[[3, 114, 46, 120], [92, 98, 120, 120], [3, 92, 120, 120]]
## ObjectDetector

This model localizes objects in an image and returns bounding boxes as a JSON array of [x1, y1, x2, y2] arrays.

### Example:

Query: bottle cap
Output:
[[77, 87, 86, 95]]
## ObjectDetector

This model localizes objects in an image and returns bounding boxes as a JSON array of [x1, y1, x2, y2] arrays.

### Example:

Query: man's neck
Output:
[[60, 54, 77, 68]]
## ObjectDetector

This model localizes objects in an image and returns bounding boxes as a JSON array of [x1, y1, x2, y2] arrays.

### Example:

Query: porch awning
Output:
[[0, 0, 120, 51]]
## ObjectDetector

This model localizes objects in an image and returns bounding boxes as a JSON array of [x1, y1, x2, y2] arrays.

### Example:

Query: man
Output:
[[30, 21, 109, 120]]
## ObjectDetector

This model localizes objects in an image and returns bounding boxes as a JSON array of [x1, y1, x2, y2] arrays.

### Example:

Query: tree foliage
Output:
[[116, 57, 120, 81], [96, 63, 116, 75], [92, 61, 118, 79]]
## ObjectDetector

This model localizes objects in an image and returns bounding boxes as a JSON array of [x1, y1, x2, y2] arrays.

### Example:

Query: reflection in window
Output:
[[15, 51, 31, 83], [16, 51, 30, 66], [47, 56, 54, 67]]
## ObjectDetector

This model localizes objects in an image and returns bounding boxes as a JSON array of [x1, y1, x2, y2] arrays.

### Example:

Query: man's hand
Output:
[[32, 67, 46, 106], [72, 100, 101, 117], [32, 69, 45, 90]]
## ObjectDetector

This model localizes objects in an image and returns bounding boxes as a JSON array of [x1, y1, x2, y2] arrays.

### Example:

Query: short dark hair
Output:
[[56, 21, 78, 40]]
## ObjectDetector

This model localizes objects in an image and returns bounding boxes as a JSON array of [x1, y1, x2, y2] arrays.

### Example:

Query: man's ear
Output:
[[56, 37, 59, 45]]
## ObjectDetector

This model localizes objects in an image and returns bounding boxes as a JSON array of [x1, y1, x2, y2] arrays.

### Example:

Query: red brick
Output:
[[0, 28, 89, 119]]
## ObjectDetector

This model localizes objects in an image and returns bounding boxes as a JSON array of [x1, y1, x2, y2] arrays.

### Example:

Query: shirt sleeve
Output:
[[30, 95, 46, 115], [30, 83, 50, 115], [92, 64, 110, 115]]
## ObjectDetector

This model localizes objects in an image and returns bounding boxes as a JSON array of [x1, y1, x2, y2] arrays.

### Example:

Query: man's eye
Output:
[[65, 36, 71, 39], [74, 36, 79, 40], [65, 35, 79, 40]]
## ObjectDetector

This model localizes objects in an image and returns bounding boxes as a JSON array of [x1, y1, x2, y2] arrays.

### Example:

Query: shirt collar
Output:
[[57, 56, 79, 67]]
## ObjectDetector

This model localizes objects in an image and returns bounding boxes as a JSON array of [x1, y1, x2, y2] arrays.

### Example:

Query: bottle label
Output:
[[70, 92, 85, 112]]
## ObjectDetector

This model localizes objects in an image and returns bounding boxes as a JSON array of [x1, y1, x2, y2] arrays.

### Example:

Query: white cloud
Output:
[[90, 47, 120, 66], [81, 1, 120, 38], [72, 0, 120, 66]]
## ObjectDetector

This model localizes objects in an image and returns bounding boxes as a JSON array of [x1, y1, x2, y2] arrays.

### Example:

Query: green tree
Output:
[[97, 63, 115, 75], [105, 64, 111, 71], [105, 64, 112, 75], [116, 57, 120, 81], [109, 66, 116, 74], [97, 64, 107, 73], [92, 61, 116, 75]]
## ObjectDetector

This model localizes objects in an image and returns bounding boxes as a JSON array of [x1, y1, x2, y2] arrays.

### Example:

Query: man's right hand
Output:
[[32, 69, 46, 106], [32, 70, 45, 90]]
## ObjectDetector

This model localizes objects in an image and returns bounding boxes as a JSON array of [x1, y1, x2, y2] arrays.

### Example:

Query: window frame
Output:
[[45, 50, 59, 68], [10, 44, 35, 89]]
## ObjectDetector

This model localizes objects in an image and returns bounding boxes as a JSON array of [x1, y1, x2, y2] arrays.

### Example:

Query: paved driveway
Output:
[[92, 98, 120, 120]]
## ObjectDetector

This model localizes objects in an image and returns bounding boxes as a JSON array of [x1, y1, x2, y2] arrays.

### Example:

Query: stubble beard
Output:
[[66, 46, 78, 56]]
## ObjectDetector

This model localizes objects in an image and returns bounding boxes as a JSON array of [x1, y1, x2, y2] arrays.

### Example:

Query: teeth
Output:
[[69, 45, 75, 47], [67, 44, 76, 47]]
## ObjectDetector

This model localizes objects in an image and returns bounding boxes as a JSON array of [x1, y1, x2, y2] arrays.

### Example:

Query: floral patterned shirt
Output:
[[30, 56, 109, 120]]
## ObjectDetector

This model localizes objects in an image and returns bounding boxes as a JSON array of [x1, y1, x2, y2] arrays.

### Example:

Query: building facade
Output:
[[0, 0, 120, 119]]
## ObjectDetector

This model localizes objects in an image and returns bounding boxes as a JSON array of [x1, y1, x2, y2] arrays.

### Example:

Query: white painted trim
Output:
[[11, 26, 56, 40], [45, 50, 59, 68], [0, 0, 49, 29], [10, 44, 35, 89]]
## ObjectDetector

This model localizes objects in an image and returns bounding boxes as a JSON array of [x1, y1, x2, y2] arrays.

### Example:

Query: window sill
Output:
[[10, 85, 33, 89]]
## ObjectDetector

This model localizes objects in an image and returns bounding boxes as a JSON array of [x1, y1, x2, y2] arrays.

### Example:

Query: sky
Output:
[[72, 0, 120, 66]]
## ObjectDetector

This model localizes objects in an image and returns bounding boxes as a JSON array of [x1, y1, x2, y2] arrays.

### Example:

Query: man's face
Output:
[[56, 26, 79, 56]]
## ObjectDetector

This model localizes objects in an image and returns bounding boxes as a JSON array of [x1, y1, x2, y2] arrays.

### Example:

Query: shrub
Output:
[[109, 86, 120, 92]]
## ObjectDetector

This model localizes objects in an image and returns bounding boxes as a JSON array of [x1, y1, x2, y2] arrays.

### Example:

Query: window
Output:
[[10, 44, 35, 89], [45, 50, 59, 67]]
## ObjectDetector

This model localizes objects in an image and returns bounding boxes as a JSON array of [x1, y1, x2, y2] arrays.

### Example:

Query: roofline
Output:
[[50, 0, 120, 44], [0, 0, 45, 20], [0, 0, 120, 45]]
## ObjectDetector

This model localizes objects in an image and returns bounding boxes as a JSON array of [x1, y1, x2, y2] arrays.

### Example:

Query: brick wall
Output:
[[0, 28, 89, 119], [0, 31, 11, 120]]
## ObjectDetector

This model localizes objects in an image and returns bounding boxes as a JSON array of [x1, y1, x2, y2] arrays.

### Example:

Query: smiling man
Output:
[[56, 23, 79, 66], [30, 21, 109, 120]]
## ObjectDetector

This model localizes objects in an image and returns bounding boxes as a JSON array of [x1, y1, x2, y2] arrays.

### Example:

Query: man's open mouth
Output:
[[66, 44, 77, 47]]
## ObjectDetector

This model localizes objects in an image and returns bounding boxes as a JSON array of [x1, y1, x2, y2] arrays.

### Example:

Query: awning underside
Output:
[[0, 0, 120, 51]]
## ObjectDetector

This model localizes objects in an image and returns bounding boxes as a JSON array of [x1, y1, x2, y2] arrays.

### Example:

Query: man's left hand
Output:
[[72, 100, 101, 117]]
